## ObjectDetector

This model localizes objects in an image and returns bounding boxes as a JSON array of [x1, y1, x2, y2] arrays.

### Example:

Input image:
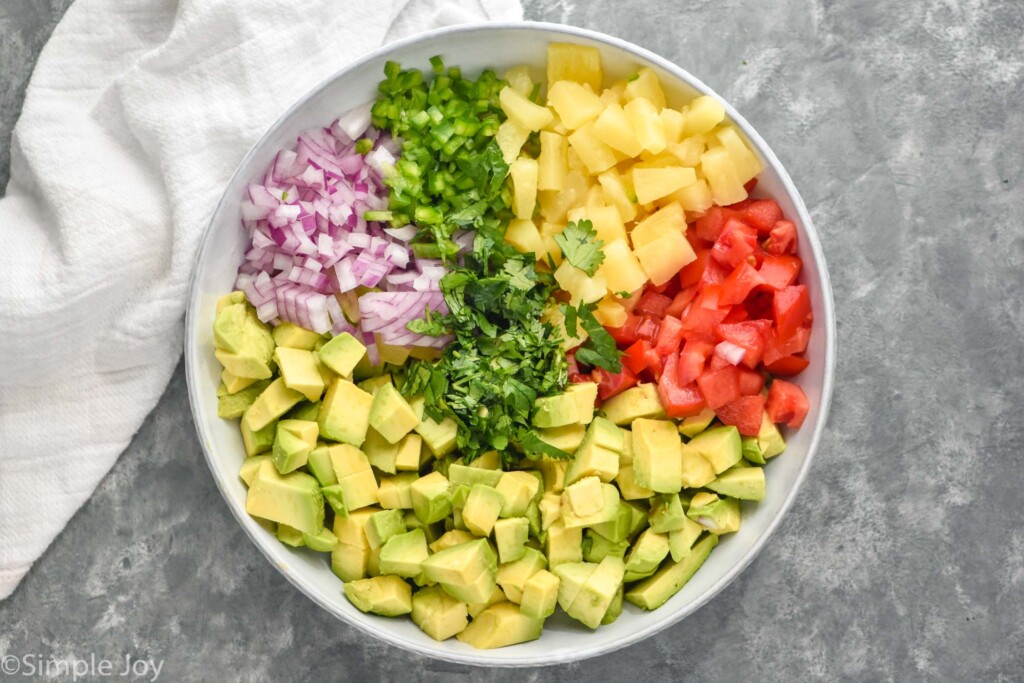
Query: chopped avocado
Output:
[[706, 467, 766, 501], [525, 498, 543, 538], [588, 499, 633, 543], [757, 412, 787, 458], [600, 383, 664, 425], [631, 418, 682, 493], [687, 492, 742, 534], [545, 519, 583, 568], [679, 442, 717, 488], [272, 419, 318, 474], [365, 509, 407, 549], [369, 383, 421, 444], [582, 530, 630, 563], [678, 407, 716, 437], [411, 585, 469, 641], [539, 492, 562, 531], [741, 436, 766, 465], [466, 586, 506, 619], [410, 471, 452, 524], [538, 457, 569, 493], [553, 561, 597, 611], [245, 460, 324, 535], [344, 575, 413, 616], [272, 322, 322, 350], [327, 444, 379, 511], [470, 450, 502, 470], [243, 378, 304, 432], [532, 392, 580, 428], [216, 290, 247, 313], [648, 493, 686, 533], [379, 528, 430, 577], [494, 518, 530, 563], [564, 439, 620, 487], [624, 529, 670, 582], [450, 483, 471, 509], [240, 417, 276, 456], [495, 471, 541, 518], [462, 484, 505, 537], [565, 381, 598, 425], [358, 373, 394, 395], [332, 542, 370, 582], [421, 539, 497, 604], [625, 534, 719, 610], [408, 396, 459, 457], [520, 568, 559, 619], [448, 463, 503, 489], [620, 430, 634, 465], [537, 423, 587, 454], [565, 476, 605, 517], [276, 523, 305, 547], [213, 302, 275, 378], [455, 602, 544, 649], [318, 332, 367, 376], [302, 527, 339, 552], [430, 529, 477, 554], [394, 434, 422, 472], [317, 379, 374, 446], [362, 427, 399, 474], [601, 585, 624, 625], [333, 507, 378, 551], [687, 425, 742, 474], [273, 347, 325, 402], [239, 455, 270, 487], [496, 547, 547, 603], [564, 556, 626, 629], [217, 378, 271, 418], [377, 473, 418, 510], [668, 517, 704, 562], [305, 444, 338, 486], [615, 465, 654, 500], [286, 400, 321, 422]]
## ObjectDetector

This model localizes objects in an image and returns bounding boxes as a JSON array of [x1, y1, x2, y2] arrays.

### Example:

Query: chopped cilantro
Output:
[[563, 301, 623, 374], [554, 219, 605, 276]]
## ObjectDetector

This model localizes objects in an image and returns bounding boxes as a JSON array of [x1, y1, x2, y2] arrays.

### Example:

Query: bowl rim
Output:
[[185, 19, 836, 668]]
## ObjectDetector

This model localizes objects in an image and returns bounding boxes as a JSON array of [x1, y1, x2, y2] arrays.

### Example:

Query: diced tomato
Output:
[[697, 366, 742, 409], [680, 249, 711, 289], [635, 315, 661, 343], [643, 347, 664, 380], [721, 306, 750, 324], [743, 177, 758, 194], [695, 206, 730, 242], [623, 340, 651, 374], [569, 372, 592, 383], [764, 355, 810, 376], [654, 315, 685, 355], [711, 221, 759, 269], [681, 302, 729, 341], [635, 290, 673, 317], [648, 277, 681, 299], [657, 354, 706, 418], [764, 325, 810, 364], [717, 320, 771, 369], [685, 228, 710, 253], [738, 368, 765, 396], [716, 394, 767, 436], [720, 262, 765, 306], [708, 353, 732, 371], [741, 199, 783, 233], [606, 315, 641, 348], [766, 379, 809, 428], [677, 339, 714, 384], [594, 366, 639, 401], [664, 287, 697, 318], [699, 257, 732, 288], [699, 284, 722, 310], [744, 290, 775, 320], [773, 285, 811, 339], [758, 254, 802, 290], [765, 219, 797, 255]]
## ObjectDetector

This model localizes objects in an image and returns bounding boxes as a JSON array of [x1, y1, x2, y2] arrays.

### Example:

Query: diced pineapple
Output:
[[496, 119, 531, 164], [669, 178, 713, 212], [630, 202, 685, 249], [636, 152, 684, 168], [714, 126, 763, 183], [624, 97, 667, 155], [660, 109, 686, 144], [539, 170, 589, 223], [568, 123, 619, 175], [554, 261, 608, 305], [597, 239, 649, 294], [594, 297, 628, 328], [547, 81, 603, 130], [504, 65, 535, 96], [540, 222, 566, 266], [510, 157, 539, 219], [537, 131, 568, 192], [500, 87, 554, 132], [682, 96, 725, 135], [582, 205, 627, 244], [623, 68, 667, 109], [667, 134, 707, 167], [597, 170, 638, 223], [632, 166, 697, 205], [599, 88, 621, 107], [633, 230, 697, 286], [505, 218, 545, 255], [593, 103, 643, 157], [547, 43, 603, 91], [584, 185, 606, 213], [700, 146, 747, 205]]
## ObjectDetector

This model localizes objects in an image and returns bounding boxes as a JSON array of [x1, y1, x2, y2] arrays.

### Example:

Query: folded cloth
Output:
[[0, 0, 523, 601]]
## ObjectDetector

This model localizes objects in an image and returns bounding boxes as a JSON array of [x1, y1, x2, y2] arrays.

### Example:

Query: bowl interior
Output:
[[185, 22, 834, 667]]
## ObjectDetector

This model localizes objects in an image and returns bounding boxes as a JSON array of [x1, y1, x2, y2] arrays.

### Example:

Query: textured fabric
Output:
[[0, 0, 523, 600]]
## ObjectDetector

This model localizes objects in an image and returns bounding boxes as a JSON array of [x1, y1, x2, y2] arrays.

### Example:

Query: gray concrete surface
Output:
[[2, 0, 1023, 680]]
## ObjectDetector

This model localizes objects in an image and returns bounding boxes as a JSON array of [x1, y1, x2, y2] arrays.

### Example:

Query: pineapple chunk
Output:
[[547, 43, 603, 91], [661, 109, 686, 144], [700, 146, 747, 205], [667, 134, 707, 167], [593, 103, 643, 157], [682, 96, 725, 135], [538, 131, 568, 192], [630, 202, 685, 249], [539, 170, 589, 223], [500, 87, 554, 132], [510, 157, 539, 219], [624, 98, 667, 155], [585, 185, 606, 213], [632, 166, 697, 205], [714, 126, 763, 183], [496, 119, 531, 164], [547, 81, 603, 130], [599, 88, 621, 106], [582, 205, 627, 244], [540, 222, 566, 266], [504, 65, 534, 96], [597, 239, 649, 294], [597, 170, 638, 222], [505, 218, 545, 255], [594, 297, 628, 328], [669, 178, 713, 212], [633, 230, 697, 286], [568, 123, 619, 175], [623, 68, 667, 109], [554, 261, 608, 305]]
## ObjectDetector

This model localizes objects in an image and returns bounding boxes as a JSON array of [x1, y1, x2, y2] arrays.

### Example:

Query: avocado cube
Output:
[[582, 530, 630, 563], [317, 332, 366, 376], [244, 378, 304, 432], [588, 499, 633, 543], [239, 455, 270, 487], [600, 383, 664, 425], [241, 418, 277, 456], [566, 382, 598, 425], [369, 383, 421, 445], [525, 498, 543, 539], [538, 458, 569, 493], [678, 407, 716, 438], [305, 444, 338, 486], [216, 290, 247, 314], [276, 523, 305, 547], [408, 396, 459, 457], [756, 412, 787, 458], [602, 585, 625, 625], [495, 471, 541, 518], [318, 379, 373, 446], [707, 466, 766, 501], [469, 450, 502, 470], [244, 460, 324, 535], [631, 418, 682, 493], [461, 485, 505, 537], [333, 507, 379, 548], [327, 444, 379, 511], [394, 434, 422, 472], [564, 556, 626, 629], [450, 484, 471, 509], [215, 348, 273, 381], [221, 368, 258, 395], [430, 530, 477, 554], [365, 509, 407, 550], [377, 473, 418, 510], [344, 575, 413, 616], [273, 322, 321, 350], [687, 425, 742, 474], [494, 517, 530, 563], [532, 392, 580, 428], [564, 424, 621, 486], [273, 347, 324, 402], [585, 417, 626, 452], [625, 534, 718, 610], [624, 529, 670, 582], [362, 428, 399, 474], [545, 519, 583, 568], [379, 528, 429, 578], [687, 492, 742, 534], [331, 543, 370, 582], [561, 483, 620, 529], [301, 527, 338, 552], [615, 465, 654, 500], [358, 373, 393, 396], [680, 442, 716, 488], [518, 569, 559, 620], [536, 424, 586, 454], [553, 561, 597, 611], [648, 493, 686, 533], [538, 492, 562, 532], [619, 430, 634, 465], [448, 464, 503, 489], [272, 419, 318, 474], [466, 586, 506, 619], [410, 472, 452, 524], [741, 436, 766, 465], [455, 602, 544, 649], [422, 539, 497, 604], [564, 476, 605, 517], [668, 517, 704, 562], [496, 547, 547, 603], [411, 585, 469, 641], [286, 400, 321, 421], [214, 302, 274, 376]]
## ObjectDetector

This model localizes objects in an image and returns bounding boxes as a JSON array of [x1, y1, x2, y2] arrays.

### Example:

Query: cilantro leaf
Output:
[[554, 220, 605, 276], [502, 259, 536, 291], [517, 430, 572, 461], [573, 302, 623, 373]]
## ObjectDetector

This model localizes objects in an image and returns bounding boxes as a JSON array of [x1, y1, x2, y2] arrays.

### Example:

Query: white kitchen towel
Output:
[[0, 0, 523, 601]]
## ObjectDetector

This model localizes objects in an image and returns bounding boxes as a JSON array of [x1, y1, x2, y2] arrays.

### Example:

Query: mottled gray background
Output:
[[2, 0, 1023, 680]]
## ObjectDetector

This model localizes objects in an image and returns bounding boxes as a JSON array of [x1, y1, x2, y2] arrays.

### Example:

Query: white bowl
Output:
[[185, 21, 836, 667]]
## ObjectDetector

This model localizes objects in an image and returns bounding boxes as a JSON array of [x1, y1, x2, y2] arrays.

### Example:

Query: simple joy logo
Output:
[[0, 652, 164, 681]]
